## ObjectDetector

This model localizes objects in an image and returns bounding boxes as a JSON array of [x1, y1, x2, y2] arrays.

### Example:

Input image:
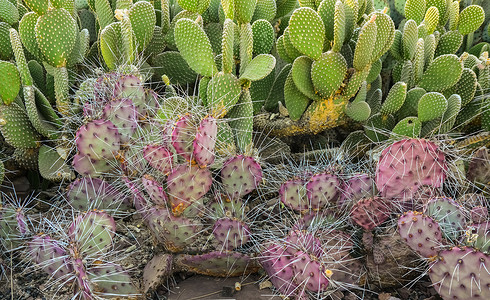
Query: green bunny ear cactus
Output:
[[100, 22, 123, 70], [418, 54, 463, 92], [284, 70, 311, 121], [207, 72, 241, 117], [222, 18, 234, 74], [392, 117, 422, 137], [0, 61, 20, 105], [129, 1, 156, 51], [311, 51, 348, 98], [291, 56, 320, 101], [404, 0, 426, 24], [178, 0, 211, 14], [423, 6, 439, 34], [458, 5, 485, 35], [381, 81, 407, 115], [0, 0, 19, 26], [235, 0, 257, 24], [288, 7, 325, 60], [0, 103, 41, 149], [35, 8, 77, 67], [354, 14, 377, 71], [19, 12, 43, 60], [417, 92, 448, 122], [228, 89, 254, 151], [38, 145, 75, 182], [251, 19, 274, 55], [239, 54, 275, 82], [175, 17, 218, 77], [345, 100, 371, 122]]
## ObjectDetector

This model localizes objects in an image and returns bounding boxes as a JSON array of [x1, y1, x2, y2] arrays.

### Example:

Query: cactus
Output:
[[398, 211, 442, 258]]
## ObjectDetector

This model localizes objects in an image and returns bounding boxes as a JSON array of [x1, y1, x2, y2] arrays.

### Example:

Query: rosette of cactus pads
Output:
[[376, 139, 447, 205], [429, 247, 490, 300]]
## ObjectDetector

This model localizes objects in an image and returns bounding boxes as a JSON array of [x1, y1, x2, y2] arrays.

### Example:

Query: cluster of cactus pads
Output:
[[0, 0, 489, 300]]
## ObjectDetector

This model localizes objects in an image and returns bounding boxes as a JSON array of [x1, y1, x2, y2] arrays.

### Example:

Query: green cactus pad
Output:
[[0, 0, 18, 26], [404, 0, 426, 24], [392, 117, 422, 137], [177, 0, 210, 14], [288, 7, 324, 60], [38, 145, 74, 181], [252, 19, 274, 55], [424, 33, 436, 69], [239, 23, 253, 75], [204, 22, 223, 55], [24, 86, 60, 138], [311, 51, 347, 98], [434, 31, 463, 56], [252, 0, 277, 22], [402, 19, 418, 60], [276, 0, 297, 18], [0, 61, 20, 105], [390, 29, 403, 60], [35, 8, 77, 67], [91, 263, 139, 297], [282, 27, 302, 61], [417, 92, 447, 122], [69, 210, 116, 257], [95, 0, 114, 30], [275, 35, 293, 63], [381, 82, 407, 115], [100, 22, 122, 70], [333, 0, 346, 52], [24, 0, 48, 15], [174, 18, 217, 77], [444, 67, 477, 107], [152, 51, 198, 85], [0, 103, 41, 149], [424, 6, 439, 34], [397, 87, 426, 119], [317, 0, 335, 41], [129, 1, 156, 52], [354, 15, 377, 71], [235, 0, 257, 24], [418, 54, 463, 92], [9, 28, 32, 86], [438, 94, 461, 134], [207, 72, 241, 118], [345, 101, 371, 122], [18, 12, 43, 60], [458, 5, 485, 35], [291, 56, 320, 101], [371, 12, 395, 62], [0, 22, 12, 60], [227, 90, 254, 151], [239, 54, 275, 82], [413, 38, 425, 84], [284, 70, 311, 121], [222, 19, 235, 73]]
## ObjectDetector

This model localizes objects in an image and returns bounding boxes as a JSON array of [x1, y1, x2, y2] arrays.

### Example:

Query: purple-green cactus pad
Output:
[[28, 235, 71, 279], [292, 251, 330, 292], [76, 119, 121, 160], [89, 262, 139, 297], [167, 164, 212, 215], [350, 197, 391, 231], [471, 206, 489, 224], [221, 155, 263, 200], [73, 257, 92, 299], [213, 218, 251, 251], [424, 197, 466, 241], [175, 251, 260, 277], [398, 211, 442, 258], [143, 145, 174, 175], [142, 175, 168, 206], [101, 98, 138, 144], [66, 177, 128, 211], [280, 178, 307, 212], [122, 177, 150, 219], [193, 116, 217, 167], [171, 114, 196, 161], [71, 153, 117, 177], [147, 206, 201, 253], [306, 173, 340, 209], [339, 173, 376, 208], [113, 75, 147, 115], [429, 247, 489, 300], [466, 147, 489, 187], [68, 210, 116, 257], [143, 254, 173, 293], [376, 139, 447, 203], [0, 205, 27, 249], [284, 230, 323, 258], [259, 241, 300, 298]]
